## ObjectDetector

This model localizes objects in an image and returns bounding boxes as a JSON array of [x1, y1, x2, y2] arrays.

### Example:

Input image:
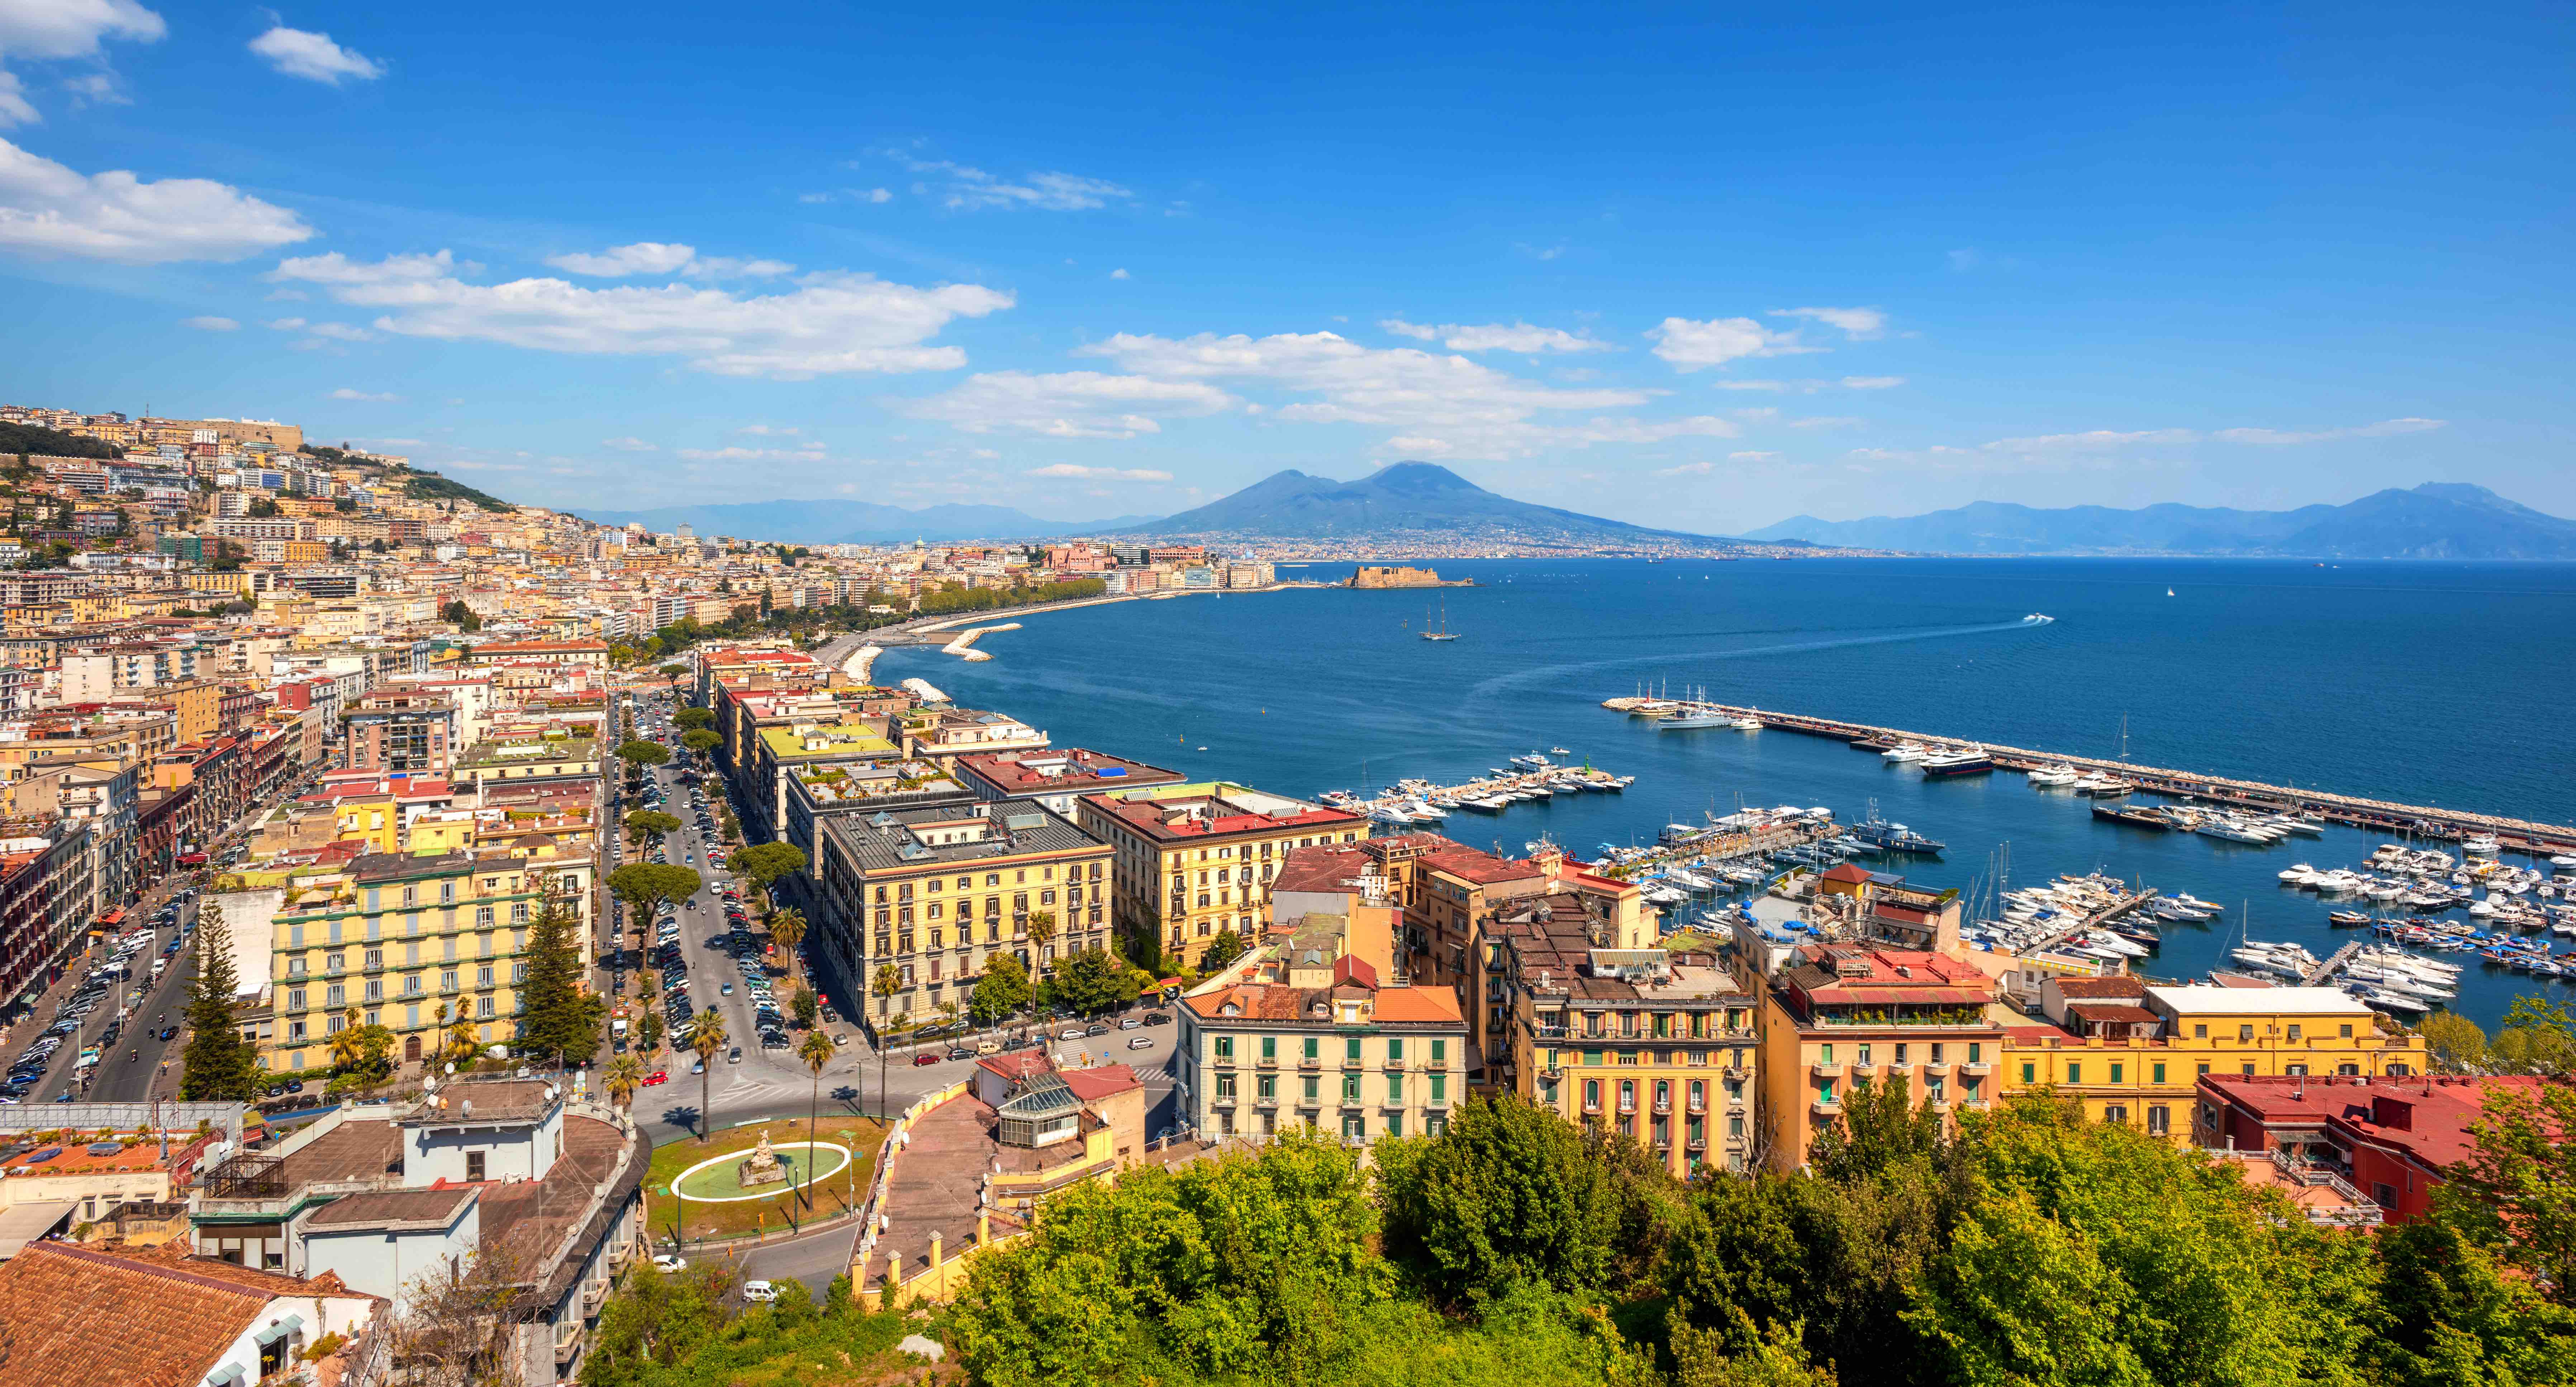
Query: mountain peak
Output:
[[1363, 461, 1483, 495]]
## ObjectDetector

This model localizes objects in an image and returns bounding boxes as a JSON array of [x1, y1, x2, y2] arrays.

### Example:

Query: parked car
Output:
[[1118, 1017, 1143, 1030], [1144, 1013, 1173, 1027], [1127, 1036, 1155, 1050], [1084, 1023, 1110, 1037], [1057, 1027, 1085, 1041], [642, 1070, 670, 1086], [653, 1254, 688, 1272], [741, 1279, 779, 1303], [911, 1051, 941, 1066]]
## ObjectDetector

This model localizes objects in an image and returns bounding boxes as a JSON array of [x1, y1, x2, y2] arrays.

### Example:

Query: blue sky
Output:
[[0, 1, 2568, 531]]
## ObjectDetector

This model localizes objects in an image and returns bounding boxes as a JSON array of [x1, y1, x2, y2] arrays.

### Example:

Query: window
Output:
[[2147, 1106, 2170, 1135], [2286, 1063, 2309, 1077], [2375, 1182, 2399, 1207], [1260, 1036, 1275, 1059], [1215, 1074, 1236, 1098], [466, 1151, 486, 1182], [2066, 1062, 2082, 1084], [1386, 1037, 1404, 1062], [1967, 1042, 1981, 1064], [2104, 1104, 2128, 1125], [1386, 1073, 1403, 1104], [2340, 1023, 2354, 1038], [1431, 1038, 1446, 1063], [1302, 1037, 1318, 1060], [1583, 1078, 1601, 1111], [1214, 1035, 1234, 1059], [2197, 1062, 2211, 1076], [1345, 1036, 1362, 1061], [2109, 1062, 2123, 1084], [2238, 1024, 2255, 1042], [1856, 1044, 1872, 1067], [2286, 1024, 2302, 1041], [2021, 1062, 2036, 1085], [2152, 1062, 2166, 1085], [1257, 1074, 1276, 1099], [1341, 1074, 1360, 1103], [2194, 1024, 2207, 1039], [1429, 1074, 1446, 1104], [1303, 1075, 1319, 1100], [1894, 1043, 1909, 1066]]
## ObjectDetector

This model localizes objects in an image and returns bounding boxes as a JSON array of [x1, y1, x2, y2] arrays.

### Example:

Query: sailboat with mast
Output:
[[1421, 594, 1460, 641]]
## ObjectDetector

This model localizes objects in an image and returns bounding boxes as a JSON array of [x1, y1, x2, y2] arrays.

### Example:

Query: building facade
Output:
[[1077, 781, 1368, 971]]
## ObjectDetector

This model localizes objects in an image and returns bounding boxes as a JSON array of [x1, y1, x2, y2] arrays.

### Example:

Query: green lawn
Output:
[[647, 1116, 883, 1247]]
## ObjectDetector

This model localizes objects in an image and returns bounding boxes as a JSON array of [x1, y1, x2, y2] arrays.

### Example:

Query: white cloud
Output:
[[546, 241, 693, 277], [2211, 417, 2446, 446], [1771, 306, 1887, 339], [1654, 460, 1714, 476], [329, 387, 396, 401], [1646, 316, 1814, 371], [1730, 450, 1780, 461], [545, 241, 795, 280], [270, 250, 1012, 379], [676, 445, 824, 462], [1109, 267, 1129, 280], [182, 314, 237, 331], [1077, 329, 1717, 459], [733, 424, 800, 436], [1788, 415, 1861, 430], [600, 436, 656, 451], [264, 316, 305, 330], [1840, 375, 1905, 389], [904, 370, 1236, 440], [1715, 379, 1787, 391], [305, 321, 374, 341], [0, 138, 312, 261], [1380, 319, 1609, 354], [1983, 428, 2198, 454], [1026, 463, 1173, 482], [0, 0, 163, 126], [892, 155, 1129, 211], [247, 24, 383, 85]]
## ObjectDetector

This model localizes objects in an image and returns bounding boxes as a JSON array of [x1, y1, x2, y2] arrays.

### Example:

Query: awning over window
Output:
[[252, 1312, 304, 1347], [203, 1365, 247, 1387]]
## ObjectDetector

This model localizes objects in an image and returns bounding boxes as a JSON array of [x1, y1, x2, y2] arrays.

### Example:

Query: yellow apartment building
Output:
[[1076, 782, 1371, 972], [1756, 942, 2007, 1173], [2001, 979, 2427, 1142]]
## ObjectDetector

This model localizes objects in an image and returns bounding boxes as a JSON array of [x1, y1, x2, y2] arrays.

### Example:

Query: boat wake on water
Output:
[[1466, 617, 2056, 701]]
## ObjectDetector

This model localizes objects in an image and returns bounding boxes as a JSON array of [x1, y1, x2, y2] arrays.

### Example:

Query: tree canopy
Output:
[[608, 863, 702, 919], [614, 739, 671, 768], [180, 911, 262, 1101], [515, 891, 605, 1064], [729, 842, 807, 891]]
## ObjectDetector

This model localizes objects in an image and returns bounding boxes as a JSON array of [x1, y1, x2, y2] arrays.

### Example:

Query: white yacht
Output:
[[2026, 764, 2081, 787], [1881, 740, 1929, 762]]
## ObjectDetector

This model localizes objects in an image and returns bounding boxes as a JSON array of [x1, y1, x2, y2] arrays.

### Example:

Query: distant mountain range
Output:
[[1095, 462, 1738, 546], [571, 499, 1160, 546], [1743, 483, 2576, 559]]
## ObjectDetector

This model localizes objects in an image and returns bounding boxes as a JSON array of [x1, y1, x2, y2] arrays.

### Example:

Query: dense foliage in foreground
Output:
[[580, 1081, 2576, 1386]]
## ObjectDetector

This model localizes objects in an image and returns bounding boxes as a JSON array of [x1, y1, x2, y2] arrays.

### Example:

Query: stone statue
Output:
[[736, 1127, 787, 1188]]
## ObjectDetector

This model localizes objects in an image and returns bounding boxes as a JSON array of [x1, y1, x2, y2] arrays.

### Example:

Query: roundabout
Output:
[[671, 1139, 852, 1203]]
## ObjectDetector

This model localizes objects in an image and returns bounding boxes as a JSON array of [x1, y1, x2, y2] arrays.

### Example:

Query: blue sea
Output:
[[873, 559, 2576, 1031]]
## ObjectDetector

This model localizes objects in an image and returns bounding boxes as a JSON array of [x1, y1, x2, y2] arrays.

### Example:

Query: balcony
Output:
[[1960, 1062, 1992, 1076], [1686, 1100, 1707, 1115], [1686, 1136, 1706, 1151], [1255, 1055, 1278, 1069], [1651, 1099, 1671, 1115], [1209, 1094, 1237, 1108], [1811, 1096, 1841, 1118], [1297, 1056, 1321, 1070], [1811, 1060, 1844, 1079], [1920, 1061, 1953, 1076]]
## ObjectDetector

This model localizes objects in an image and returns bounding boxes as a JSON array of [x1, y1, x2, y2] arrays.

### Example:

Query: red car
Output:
[[911, 1052, 941, 1066], [642, 1070, 670, 1087]]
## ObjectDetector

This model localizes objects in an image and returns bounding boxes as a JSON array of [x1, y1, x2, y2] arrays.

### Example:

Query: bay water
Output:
[[873, 558, 2576, 1030]]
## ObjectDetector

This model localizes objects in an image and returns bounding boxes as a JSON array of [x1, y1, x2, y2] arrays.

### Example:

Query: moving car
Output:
[[653, 1254, 688, 1273], [642, 1070, 670, 1086], [1128, 1036, 1155, 1050], [741, 1279, 779, 1303]]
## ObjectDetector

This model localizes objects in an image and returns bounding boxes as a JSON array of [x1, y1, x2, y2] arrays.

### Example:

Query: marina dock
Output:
[[1605, 698, 2576, 856], [2301, 939, 2368, 986], [1340, 763, 1631, 827], [2026, 886, 2159, 958]]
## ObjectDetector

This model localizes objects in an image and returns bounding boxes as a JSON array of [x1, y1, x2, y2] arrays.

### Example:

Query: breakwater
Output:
[[1608, 698, 2576, 856]]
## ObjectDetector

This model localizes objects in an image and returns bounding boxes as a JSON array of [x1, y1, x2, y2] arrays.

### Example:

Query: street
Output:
[[7, 890, 199, 1107], [620, 689, 1183, 1148]]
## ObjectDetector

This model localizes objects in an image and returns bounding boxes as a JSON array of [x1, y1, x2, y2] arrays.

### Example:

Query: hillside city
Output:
[[0, 399, 2563, 1387]]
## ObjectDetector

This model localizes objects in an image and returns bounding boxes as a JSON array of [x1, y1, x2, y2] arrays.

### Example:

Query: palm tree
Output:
[[443, 1005, 480, 1069], [327, 1007, 367, 1072], [797, 1029, 834, 1210], [604, 1054, 644, 1112], [870, 963, 903, 1120], [769, 906, 807, 984], [687, 1009, 727, 1142], [1027, 909, 1059, 972]]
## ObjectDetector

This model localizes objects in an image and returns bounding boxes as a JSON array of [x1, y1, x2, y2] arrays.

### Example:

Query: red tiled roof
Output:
[[0, 1242, 358, 1386], [1060, 1065, 1141, 1101]]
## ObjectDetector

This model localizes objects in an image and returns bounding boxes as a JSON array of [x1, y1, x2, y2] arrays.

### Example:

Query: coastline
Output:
[[906, 580, 1331, 635]]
